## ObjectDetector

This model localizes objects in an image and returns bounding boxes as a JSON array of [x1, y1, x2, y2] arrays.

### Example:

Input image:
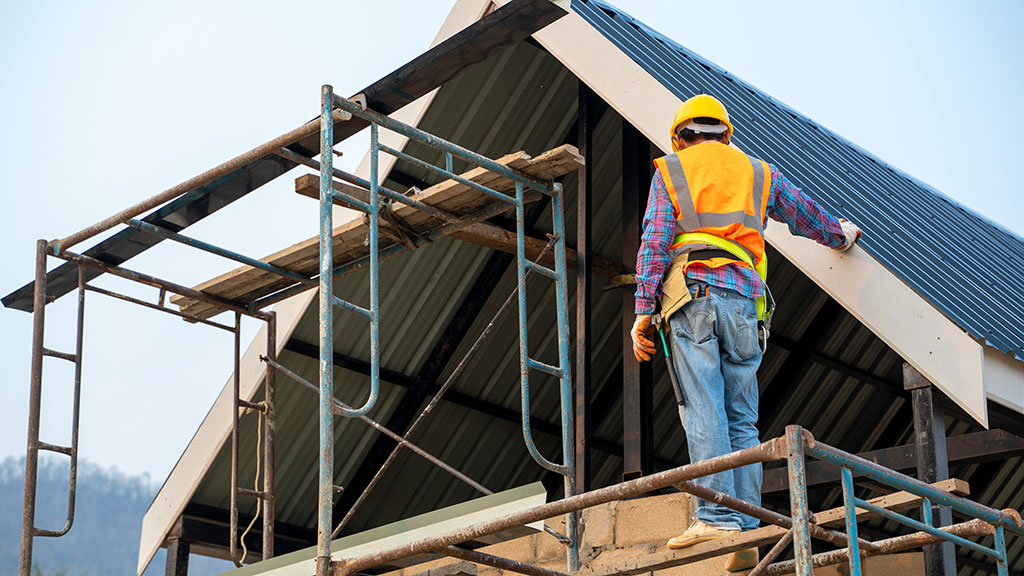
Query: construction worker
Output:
[[630, 95, 861, 571]]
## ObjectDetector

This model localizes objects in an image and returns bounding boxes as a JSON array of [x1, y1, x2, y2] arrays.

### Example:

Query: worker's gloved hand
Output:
[[631, 314, 656, 362], [837, 219, 862, 252]]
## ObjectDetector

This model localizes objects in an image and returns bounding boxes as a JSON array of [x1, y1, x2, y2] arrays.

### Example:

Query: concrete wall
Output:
[[383, 492, 922, 576]]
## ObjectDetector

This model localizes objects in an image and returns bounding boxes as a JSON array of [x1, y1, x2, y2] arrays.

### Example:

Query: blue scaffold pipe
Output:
[[331, 94, 551, 196], [331, 295, 372, 321], [995, 525, 1009, 576], [550, 182, 579, 572], [526, 357, 562, 378], [365, 123, 382, 419], [126, 219, 314, 286], [377, 143, 516, 207], [516, 181, 565, 476], [840, 468, 863, 576], [317, 84, 336, 575], [853, 497, 1002, 560], [524, 260, 558, 280], [786, 426, 814, 576], [805, 440, 1024, 536]]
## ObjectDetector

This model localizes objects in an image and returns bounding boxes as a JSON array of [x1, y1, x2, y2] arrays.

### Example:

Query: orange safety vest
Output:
[[653, 142, 771, 276]]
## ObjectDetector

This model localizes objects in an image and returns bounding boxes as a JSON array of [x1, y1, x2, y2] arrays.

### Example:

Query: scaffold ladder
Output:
[[314, 84, 578, 576], [18, 251, 85, 576]]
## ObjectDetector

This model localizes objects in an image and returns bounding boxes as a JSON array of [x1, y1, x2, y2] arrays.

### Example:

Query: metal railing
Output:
[[17, 241, 280, 574], [317, 426, 1021, 576]]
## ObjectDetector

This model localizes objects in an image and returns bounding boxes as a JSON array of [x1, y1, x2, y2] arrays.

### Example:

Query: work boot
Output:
[[666, 520, 738, 549], [725, 547, 759, 572]]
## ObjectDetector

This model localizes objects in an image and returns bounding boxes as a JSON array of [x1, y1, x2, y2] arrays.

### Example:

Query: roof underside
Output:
[[183, 36, 1024, 576], [573, 0, 1024, 363]]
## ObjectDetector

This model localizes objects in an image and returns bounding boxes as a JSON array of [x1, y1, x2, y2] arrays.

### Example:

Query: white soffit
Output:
[[985, 347, 1024, 415]]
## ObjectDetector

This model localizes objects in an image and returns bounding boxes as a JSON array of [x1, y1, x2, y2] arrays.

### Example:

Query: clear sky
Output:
[[1, 0, 1021, 487]]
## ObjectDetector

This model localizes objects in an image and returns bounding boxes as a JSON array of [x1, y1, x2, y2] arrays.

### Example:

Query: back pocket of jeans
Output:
[[675, 297, 713, 344], [734, 308, 759, 360]]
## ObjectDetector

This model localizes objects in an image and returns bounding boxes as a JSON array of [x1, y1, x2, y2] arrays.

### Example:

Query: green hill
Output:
[[0, 456, 231, 576]]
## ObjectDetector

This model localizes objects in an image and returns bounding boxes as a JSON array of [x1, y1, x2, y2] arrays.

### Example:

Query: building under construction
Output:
[[6, 1, 1024, 576]]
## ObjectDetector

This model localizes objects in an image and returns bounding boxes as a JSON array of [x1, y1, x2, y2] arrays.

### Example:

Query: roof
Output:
[[49, 1, 1010, 574], [574, 0, 1024, 363]]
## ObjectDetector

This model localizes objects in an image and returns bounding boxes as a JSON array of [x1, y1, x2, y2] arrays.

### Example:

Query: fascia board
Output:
[[526, 6, 990, 425]]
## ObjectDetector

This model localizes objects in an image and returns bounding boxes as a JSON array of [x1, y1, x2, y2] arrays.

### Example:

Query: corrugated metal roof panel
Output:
[[573, 0, 1024, 362]]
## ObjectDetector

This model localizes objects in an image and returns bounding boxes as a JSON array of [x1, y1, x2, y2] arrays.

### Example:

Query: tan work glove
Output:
[[631, 314, 656, 362], [837, 218, 862, 252]]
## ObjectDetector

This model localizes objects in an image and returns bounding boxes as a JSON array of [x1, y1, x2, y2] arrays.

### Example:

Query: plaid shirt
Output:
[[634, 157, 847, 314]]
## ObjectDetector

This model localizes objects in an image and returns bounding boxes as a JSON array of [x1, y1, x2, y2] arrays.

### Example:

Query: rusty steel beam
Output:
[[759, 519, 994, 576]]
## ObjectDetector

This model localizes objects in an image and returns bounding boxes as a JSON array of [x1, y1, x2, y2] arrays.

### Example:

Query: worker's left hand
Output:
[[836, 219, 862, 252], [631, 314, 656, 362]]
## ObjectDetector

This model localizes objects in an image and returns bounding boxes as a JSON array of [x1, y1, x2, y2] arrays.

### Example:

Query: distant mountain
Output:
[[0, 456, 231, 576]]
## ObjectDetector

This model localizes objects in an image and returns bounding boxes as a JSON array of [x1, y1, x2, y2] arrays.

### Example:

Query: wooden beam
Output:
[[762, 429, 1024, 494], [294, 172, 619, 280], [173, 145, 584, 318], [579, 479, 969, 576]]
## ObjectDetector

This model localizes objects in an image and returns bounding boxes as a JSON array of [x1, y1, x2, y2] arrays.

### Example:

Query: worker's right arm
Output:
[[633, 171, 675, 315], [766, 166, 858, 249]]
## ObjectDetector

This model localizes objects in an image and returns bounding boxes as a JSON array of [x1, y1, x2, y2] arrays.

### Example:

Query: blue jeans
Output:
[[667, 281, 762, 531]]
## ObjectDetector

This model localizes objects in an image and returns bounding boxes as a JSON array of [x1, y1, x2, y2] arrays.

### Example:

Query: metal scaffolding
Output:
[[13, 84, 1023, 576], [15, 85, 579, 576]]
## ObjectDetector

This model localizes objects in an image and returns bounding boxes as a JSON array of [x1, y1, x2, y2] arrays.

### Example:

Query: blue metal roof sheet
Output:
[[573, 0, 1024, 362]]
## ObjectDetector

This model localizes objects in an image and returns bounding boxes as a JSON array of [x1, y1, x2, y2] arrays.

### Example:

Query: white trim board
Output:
[[217, 482, 547, 576], [525, 5, 993, 425]]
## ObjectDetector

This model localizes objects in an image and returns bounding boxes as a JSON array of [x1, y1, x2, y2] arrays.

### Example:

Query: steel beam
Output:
[[620, 119, 654, 480], [575, 81, 594, 493], [762, 428, 1024, 494], [165, 538, 190, 576], [906, 364, 956, 576]]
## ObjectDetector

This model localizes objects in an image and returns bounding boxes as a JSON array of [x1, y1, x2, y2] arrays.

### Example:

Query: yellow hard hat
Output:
[[670, 94, 733, 151]]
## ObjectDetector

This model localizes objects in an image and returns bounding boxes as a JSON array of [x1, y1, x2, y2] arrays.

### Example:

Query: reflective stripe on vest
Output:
[[655, 143, 770, 265], [663, 152, 765, 236]]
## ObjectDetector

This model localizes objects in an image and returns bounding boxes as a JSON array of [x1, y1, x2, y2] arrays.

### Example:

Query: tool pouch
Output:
[[658, 254, 691, 324]]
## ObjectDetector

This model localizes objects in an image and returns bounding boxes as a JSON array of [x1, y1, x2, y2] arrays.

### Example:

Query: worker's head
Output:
[[670, 94, 733, 151]]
